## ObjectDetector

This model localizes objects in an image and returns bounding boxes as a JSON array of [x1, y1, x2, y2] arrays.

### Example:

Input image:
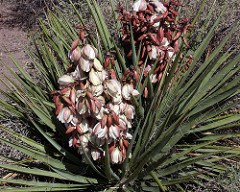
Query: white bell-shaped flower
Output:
[[133, 0, 147, 12], [122, 84, 140, 100], [57, 107, 73, 123], [109, 125, 120, 139], [151, 0, 167, 13], [69, 47, 81, 62], [110, 147, 123, 164], [93, 58, 103, 71], [58, 75, 74, 86], [89, 68, 102, 85], [82, 44, 96, 60], [93, 122, 108, 139], [79, 57, 93, 72], [105, 79, 122, 98], [90, 84, 104, 97]]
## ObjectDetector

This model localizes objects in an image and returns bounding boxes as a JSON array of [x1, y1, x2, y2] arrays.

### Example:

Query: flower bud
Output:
[[122, 84, 133, 100], [124, 104, 135, 120], [132, 89, 140, 97], [70, 87, 76, 104], [76, 99, 88, 115], [98, 70, 108, 82], [71, 38, 80, 51], [91, 149, 101, 161]]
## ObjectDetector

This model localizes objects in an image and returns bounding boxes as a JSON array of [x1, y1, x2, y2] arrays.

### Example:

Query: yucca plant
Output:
[[0, 0, 239, 191]]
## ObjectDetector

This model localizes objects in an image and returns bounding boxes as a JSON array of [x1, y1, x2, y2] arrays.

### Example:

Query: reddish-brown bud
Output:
[[62, 96, 72, 106], [55, 103, 63, 116], [70, 88, 76, 105], [101, 115, 107, 128], [157, 27, 164, 43], [107, 115, 113, 127], [144, 87, 148, 98], [112, 112, 120, 125], [71, 38, 80, 51], [148, 33, 160, 45], [66, 125, 75, 134]]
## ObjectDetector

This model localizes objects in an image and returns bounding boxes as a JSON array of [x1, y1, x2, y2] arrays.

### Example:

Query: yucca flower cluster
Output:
[[52, 38, 139, 164], [119, 0, 190, 86]]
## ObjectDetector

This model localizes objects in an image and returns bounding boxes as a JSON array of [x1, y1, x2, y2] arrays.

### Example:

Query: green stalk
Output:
[[90, 0, 113, 49], [192, 0, 207, 27], [104, 142, 120, 181], [130, 24, 138, 70], [150, 171, 167, 192], [85, 0, 108, 50], [122, 118, 142, 176]]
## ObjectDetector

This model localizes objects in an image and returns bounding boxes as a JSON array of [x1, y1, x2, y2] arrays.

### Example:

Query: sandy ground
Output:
[[0, 1, 29, 92], [0, 1, 31, 178]]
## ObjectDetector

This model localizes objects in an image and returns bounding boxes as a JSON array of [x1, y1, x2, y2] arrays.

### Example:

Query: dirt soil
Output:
[[0, 0, 50, 178], [0, 1, 30, 179], [0, 1, 29, 91]]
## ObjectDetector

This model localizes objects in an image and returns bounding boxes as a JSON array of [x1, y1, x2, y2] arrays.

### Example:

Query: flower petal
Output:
[[93, 58, 103, 71], [58, 75, 74, 86], [89, 68, 102, 85], [151, 0, 167, 13], [69, 47, 81, 62], [82, 44, 96, 60], [91, 149, 101, 161], [79, 57, 92, 72], [57, 107, 73, 123], [111, 147, 123, 164], [105, 79, 122, 98], [91, 84, 104, 96], [133, 0, 147, 12], [109, 125, 120, 139], [122, 84, 133, 100], [93, 122, 108, 139]]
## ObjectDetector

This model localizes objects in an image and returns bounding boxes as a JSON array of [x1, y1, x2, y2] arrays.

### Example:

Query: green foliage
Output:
[[0, 0, 239, 191]]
